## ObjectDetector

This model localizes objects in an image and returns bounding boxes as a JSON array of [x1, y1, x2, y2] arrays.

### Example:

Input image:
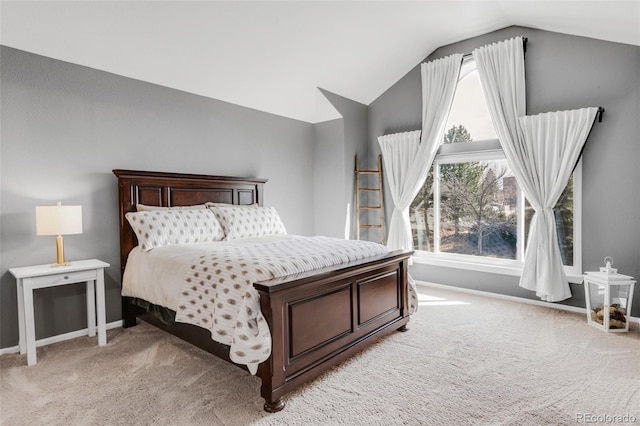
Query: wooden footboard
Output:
[[255, 250, 411, 412]]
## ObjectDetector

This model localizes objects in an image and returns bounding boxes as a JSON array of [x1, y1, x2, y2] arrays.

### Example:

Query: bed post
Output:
[[122, 300, 135, 328], [122, 297, 143, 328], [257, 291, 287, 413], [397, 255, 411, 332]]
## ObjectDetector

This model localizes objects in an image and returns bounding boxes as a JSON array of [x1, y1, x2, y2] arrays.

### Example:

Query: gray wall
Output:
[[0, 46, 316, 348], [313, 89, 368, 239], [313, 117, 346, 238], [368, 26, 640, 315]]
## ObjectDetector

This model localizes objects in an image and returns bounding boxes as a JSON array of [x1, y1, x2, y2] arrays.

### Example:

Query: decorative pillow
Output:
[[209, 205, 286, 240], [136, 203, 207, 211], [125, 209, 225, 251]]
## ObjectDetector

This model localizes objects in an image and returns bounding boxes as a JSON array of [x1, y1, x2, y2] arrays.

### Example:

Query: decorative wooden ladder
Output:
[[355, 154, 386, 244]]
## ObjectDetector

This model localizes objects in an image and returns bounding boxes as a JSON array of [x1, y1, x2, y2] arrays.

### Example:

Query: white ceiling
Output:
[[2, 1, 639, 123]]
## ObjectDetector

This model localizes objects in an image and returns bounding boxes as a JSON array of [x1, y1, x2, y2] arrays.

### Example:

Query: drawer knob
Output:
[[64, 275, 69, 280]]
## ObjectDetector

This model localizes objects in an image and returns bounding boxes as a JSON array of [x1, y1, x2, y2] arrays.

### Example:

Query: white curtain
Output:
[[378, 130, 422, 251], [378, 53, 462, 253], [474, 36, 598, 301], [518, 109, 598, 301]]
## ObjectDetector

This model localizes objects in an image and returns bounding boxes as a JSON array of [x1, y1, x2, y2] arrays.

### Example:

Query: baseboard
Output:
[[415, 280, 640, 325], [0, 320, 124, 356]]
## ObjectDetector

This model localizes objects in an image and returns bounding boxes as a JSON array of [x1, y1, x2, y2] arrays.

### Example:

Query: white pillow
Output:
[[125, 209, 225, 251], [209, 205, 286, 240]]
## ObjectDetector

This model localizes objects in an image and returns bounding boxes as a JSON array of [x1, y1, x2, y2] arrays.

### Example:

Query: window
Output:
[[410, 59, 581, 277], [437, 156, 517, 260]]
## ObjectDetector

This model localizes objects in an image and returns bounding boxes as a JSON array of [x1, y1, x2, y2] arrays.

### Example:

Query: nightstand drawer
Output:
[[25, 269, 98, 288]]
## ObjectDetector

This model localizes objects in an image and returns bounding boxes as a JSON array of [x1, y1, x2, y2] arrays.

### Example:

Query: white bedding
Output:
[[122, 235, 292, 311], [122, 235, 393, 374]]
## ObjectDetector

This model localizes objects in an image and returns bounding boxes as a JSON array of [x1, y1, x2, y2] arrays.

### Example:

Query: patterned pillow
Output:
[[125, 209, 225, 251], [209, 205, 287, 240]]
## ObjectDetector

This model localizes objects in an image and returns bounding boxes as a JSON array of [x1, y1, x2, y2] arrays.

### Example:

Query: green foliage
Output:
[[440, 125, 478, 237], [440, 162, 484, 237], [450, 164, 511, 254], [444, 125, 472, 145]]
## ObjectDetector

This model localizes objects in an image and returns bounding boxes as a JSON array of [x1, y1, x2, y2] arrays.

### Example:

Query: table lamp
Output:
[[36, 201, 83, 266]]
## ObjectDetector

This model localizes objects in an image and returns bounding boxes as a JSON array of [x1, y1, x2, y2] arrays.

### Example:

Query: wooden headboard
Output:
[[113, 169, 267, 275]]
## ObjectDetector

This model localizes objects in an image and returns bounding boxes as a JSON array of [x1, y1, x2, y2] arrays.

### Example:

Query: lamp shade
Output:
[[36, 203, 83, 236]]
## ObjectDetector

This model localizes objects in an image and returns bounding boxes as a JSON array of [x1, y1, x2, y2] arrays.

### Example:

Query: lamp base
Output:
[[51, 235, 70, 267]]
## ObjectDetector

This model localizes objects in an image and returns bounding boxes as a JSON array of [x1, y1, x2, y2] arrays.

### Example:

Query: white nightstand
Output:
[[9, 259, 110, 365]]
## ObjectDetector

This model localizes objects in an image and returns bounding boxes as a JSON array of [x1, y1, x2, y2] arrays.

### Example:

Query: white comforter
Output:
[[122, 235, 391, 373]]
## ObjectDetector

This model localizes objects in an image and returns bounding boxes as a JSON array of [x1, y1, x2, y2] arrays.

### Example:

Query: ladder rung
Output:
[[355, 154, 385, 245]]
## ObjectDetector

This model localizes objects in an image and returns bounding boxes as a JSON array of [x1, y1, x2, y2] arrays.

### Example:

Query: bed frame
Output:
[[113, 169, 412, 412]]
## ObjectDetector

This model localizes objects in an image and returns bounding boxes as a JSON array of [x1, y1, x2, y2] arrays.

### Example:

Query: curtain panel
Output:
[[517, 108, 598, 301], [378, 53, 462, 254], [378, 130, 422, 252], [473, 36, 598, 302]]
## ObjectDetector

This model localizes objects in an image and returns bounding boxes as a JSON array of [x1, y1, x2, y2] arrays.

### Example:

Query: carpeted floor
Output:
[[1, 285, 639, 425]]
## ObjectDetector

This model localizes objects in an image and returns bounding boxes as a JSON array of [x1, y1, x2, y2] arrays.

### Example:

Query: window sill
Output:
[[412, 253, 584, 284]]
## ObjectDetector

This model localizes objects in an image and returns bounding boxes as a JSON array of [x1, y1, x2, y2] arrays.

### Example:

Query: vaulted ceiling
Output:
[[2, 1, 639, 123]]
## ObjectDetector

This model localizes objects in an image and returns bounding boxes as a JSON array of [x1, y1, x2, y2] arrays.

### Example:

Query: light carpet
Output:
[[1, 286, 639, 425]]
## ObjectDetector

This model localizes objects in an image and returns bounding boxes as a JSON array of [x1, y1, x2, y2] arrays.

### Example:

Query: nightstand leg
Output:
[[86, 280, 96, 337], [16, 278, 26, 355], [23, 284, 37, 366], [96, 269, 107, 346]]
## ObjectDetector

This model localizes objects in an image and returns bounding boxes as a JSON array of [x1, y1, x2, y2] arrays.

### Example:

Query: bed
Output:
[[113, 169, 413, 412]]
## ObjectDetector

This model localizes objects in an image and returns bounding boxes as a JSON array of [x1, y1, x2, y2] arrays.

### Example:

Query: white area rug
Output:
[[1, 286, 639, 425]]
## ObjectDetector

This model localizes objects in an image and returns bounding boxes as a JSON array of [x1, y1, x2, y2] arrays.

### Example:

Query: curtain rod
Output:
[[462, 37, 528, 59]]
